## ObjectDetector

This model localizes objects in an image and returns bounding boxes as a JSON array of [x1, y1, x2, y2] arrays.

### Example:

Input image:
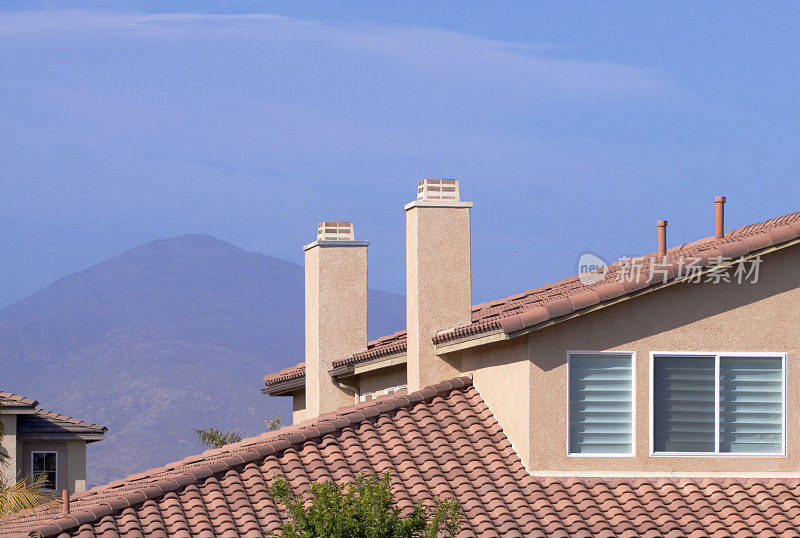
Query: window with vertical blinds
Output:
[[568, 353, 633, 455], [653, 354, 784, 455]]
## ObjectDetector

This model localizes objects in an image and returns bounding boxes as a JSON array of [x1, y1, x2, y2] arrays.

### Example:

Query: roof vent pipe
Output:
[[715, 196, 726, 238], [657, 220, 668, 256], [61, 489, 70, 516]]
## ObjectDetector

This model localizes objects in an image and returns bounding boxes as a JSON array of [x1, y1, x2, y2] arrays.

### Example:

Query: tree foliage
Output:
[[193, 427, 243, 449], [0, 475, 54, 517], [269, 471, 461, 537], [265, 416, 282, 432]]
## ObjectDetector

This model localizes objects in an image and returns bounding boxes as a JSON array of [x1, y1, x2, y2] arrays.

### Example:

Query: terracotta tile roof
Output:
[[436, 210, 800, 343], [1, 390, 106, 441], [7, 376, 800, 537], [17, 410, 107, 439], [0, 391, 38, 409], [331, 329, 407, 369], [264, 210, 800, 385], [261, 362, 305, 389]]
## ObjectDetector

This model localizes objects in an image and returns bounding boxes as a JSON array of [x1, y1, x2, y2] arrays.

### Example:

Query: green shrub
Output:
[[269, 471, 461, 537]]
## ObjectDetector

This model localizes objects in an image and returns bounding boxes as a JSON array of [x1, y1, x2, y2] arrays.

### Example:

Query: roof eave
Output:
[[17, 432, 106, 442], [0, 406, 38, 415], [435, 238, 800, 355], [262, 377, 306, 396], [329, 351, 407, 380]]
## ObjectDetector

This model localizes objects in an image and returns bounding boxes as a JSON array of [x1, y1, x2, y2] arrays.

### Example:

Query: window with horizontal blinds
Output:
[[652, 354, 784, 455], [719, 357, 783, 453], [653, 356, 715, 453], [568, 353, 633, 455]]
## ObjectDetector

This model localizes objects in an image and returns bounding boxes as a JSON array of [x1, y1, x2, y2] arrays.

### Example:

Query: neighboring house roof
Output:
[[17, 410, 107, 441], [261, 362, 306, 391], [0, 390, 107, 441], [331, 329, 407, 370], [264, 210, 800, 390], [6, 376, 800, 537], [263, 331, 408, 393], [0, 391, 38, 411]]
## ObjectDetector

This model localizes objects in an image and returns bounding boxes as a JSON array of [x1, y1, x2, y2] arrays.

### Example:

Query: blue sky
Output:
[[1, 2, 799, 307]]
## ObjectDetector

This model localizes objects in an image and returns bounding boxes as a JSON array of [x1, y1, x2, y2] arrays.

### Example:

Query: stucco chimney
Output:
[[304, 221, 368, 417], [405, 179, 472, 392], [657, 220, 668, 256], [715, 196, 726, 238]]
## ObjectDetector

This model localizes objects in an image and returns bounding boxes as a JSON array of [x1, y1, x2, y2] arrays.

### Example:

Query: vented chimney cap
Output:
[[404, 178, 473, 210], [417, 178, 461, 202], [317, 221, 355, 241], [304, 221, 368, 250]]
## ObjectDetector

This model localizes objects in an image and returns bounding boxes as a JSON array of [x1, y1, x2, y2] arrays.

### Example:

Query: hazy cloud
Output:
[[0, 9, 676, 304]]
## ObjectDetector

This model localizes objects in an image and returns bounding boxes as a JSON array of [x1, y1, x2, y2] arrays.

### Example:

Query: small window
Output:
[[31, 451, 57, 490], [652, 354, 784, 455], [568, 352, 634, 455], [360, 385, 407, 402]]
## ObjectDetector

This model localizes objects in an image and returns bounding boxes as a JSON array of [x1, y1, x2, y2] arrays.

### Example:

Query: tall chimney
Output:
[[715, 196, 726, 238], [657, 220, 668, 256], [405, 179, 472, 392], [304, 222, 368, 417]]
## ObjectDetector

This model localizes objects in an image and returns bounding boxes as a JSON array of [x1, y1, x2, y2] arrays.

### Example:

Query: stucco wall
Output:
[[19, 440, 87, 493], [460, 338, 532, 464], [0, 414, 17, 484], [526, 244, 800, 474], [65, 440, 87, 492], [292, 389, 307, 424], [358, 364, 407, 395]]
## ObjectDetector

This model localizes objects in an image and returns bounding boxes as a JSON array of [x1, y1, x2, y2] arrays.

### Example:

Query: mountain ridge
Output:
[[0, 234, 405, 485]]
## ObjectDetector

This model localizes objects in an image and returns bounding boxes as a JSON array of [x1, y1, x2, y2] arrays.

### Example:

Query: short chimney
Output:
[[61, 489, 70, 516], [715, 196, 726, 238], [304, 222, 368, 417], [657, 220, 668, 256], [405, 179, 472, 392]]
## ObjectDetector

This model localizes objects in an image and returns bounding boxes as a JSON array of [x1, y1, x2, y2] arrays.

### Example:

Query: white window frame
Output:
[[648, 351, 786, 457], [566, 350, 636, 458], [31, 450, 58, 491], [360, 384, 408, 402]]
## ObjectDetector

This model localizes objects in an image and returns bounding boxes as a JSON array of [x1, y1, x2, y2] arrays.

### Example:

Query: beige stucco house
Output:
[[0, 391, 106, 493], [8, 179, 800, 536], [265, 180, 800, 478]]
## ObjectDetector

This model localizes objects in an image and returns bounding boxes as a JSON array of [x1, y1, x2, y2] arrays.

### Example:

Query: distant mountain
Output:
[[0, 235, 405, 486]]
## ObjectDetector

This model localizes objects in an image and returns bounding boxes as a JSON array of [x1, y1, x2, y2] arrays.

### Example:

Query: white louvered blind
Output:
[[653, 356, 716, 453], [568, 353, 633, 454], [719, 357, 783, 453], [653, 354, 783, 454]]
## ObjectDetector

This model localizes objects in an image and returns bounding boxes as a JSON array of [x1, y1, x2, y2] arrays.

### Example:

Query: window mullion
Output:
[[714, 354, 721, 454]]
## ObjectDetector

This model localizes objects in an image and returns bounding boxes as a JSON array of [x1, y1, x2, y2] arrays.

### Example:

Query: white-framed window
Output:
[[360, 384, 408, 402], [650, 352, 785, 456], [567, 351, 635, 456], [31, 451, 58, 490]]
